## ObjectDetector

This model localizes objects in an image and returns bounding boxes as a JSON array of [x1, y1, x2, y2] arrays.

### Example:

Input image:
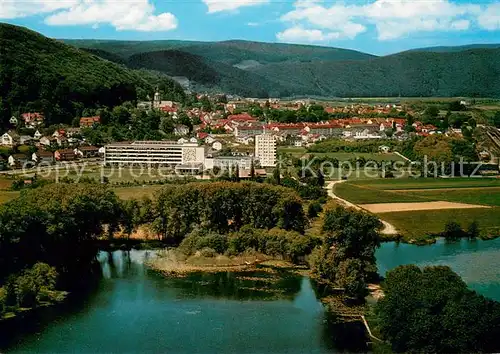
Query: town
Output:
[[1, 92, 486, 178]]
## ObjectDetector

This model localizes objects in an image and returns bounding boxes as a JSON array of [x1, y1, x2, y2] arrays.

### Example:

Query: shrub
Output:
[[199, 247, 217, 258]]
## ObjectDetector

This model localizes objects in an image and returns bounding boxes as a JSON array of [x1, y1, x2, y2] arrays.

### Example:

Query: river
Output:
[[376, 238, 500, 301], [2, 251, 366, 353], [3, 238, 500, 352]]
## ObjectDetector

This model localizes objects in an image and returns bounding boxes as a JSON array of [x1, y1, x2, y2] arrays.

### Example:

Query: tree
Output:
[[376, 265, 500, 353], [443, 221, 464, 239], [466, 220, 480, 239], [492, 111, 500, 128], [310, 205, 382, 301], [272, 166, 281, 185]]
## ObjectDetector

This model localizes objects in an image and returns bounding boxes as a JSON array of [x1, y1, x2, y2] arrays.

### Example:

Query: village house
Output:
[[0, 132, 16, 146], [21, 113, 44, 129], [204, 135, 216, 144], [32, 151, 54, 165], [177, 137, 189, 144], [234, 125, 264, 137], [19, 135, 33, 145], [9, 116, 18, 125], [79, 116, 101, 128], [39, 136, 51, 146], [236, 135, 254, 145], [8, 154, 30, 168], [54, 149, 76, 161], [75, 146, 99, 158], [212, 141, 223, 151], [33, 130, 42, 140], [174, 125, 190, 136]]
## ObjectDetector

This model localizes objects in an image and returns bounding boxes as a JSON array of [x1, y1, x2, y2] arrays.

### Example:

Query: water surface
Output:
[[376, 238, 500, 301], [4, 251, 366, 353]]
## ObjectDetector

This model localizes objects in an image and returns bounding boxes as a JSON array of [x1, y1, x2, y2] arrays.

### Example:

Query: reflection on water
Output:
[[3, 250, 367, 353], [376, 238, 500, 301]]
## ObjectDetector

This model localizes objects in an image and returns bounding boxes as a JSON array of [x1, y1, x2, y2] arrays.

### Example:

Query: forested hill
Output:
[[64, 39, 376, 64], [247, 48, 500, 97], [0, 23, 184, 127], [71, 37, 500, 98], [408, 43, 500, 53]]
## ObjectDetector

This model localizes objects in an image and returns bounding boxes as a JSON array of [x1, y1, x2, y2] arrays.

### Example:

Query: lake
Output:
[[2, 250, 367, 353], [376, 238, 500, 301], [4, 237, 500, 353]]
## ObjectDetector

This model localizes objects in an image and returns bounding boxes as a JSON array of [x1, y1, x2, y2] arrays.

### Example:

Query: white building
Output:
[[0, 133, 15, 146], [255, 134, 276, 167], [104, 141, 205, 167]]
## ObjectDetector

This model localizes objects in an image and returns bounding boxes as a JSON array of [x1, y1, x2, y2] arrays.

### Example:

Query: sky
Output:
[[1, 0, 500, 55]]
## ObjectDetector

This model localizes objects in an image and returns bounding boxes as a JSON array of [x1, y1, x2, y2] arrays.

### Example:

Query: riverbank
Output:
[[0, 291, 68, 322], [147, 249, 309, 277]]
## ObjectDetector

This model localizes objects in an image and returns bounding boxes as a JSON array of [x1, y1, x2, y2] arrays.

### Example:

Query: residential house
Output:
[[234, 125, 264, 137], [174, 125, 190, 136], [189, 137, 198, 143], [66, 128, 81, 137], [39, 136, 51, 146], [204, 135, 216, 144], [75, 146, 99, 158], [239, 168, 267, 179], [212, 141, 223, 151], [236, 135, 254, 145], [177, 138, 189, 144], [19, 135, 33, 145], [21, 113, 44, 128], [9, 116, 18, 125], [0, 132, 15, 146], [32, 151, 54, 165], [79, 116, 101, 128], [54, 149, 76, 161], [34, 130, 42, 140], [8, 154, 30, 168]]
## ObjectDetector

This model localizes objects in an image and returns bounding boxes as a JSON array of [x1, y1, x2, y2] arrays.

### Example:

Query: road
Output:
[[325, 180, 398, 236]]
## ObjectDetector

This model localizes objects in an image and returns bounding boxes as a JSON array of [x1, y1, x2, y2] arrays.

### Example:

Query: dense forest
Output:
[[0, 23, 185, 127], [68, 36, 500, 98]]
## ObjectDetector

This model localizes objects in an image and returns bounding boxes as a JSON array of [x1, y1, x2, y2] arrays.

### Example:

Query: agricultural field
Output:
[[334, 177, 500, 242]]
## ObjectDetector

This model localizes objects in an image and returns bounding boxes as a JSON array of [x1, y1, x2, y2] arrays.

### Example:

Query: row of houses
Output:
[[5, 146, 102, 168]]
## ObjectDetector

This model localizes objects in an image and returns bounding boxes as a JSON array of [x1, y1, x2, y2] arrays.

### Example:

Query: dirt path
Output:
[[326, 180, 398, 236]]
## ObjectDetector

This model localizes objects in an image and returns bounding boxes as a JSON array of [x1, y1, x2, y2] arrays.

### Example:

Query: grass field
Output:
[[306, 152, 405, 162], [334, 177, 500, 242], [348, 178, 500, 190], [379, 208, 500, 240]]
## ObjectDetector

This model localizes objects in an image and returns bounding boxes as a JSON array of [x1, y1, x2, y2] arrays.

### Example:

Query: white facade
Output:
[[104, 141, 205, 166], [255, 134, 276, 167], [0, 133, 14, 146]]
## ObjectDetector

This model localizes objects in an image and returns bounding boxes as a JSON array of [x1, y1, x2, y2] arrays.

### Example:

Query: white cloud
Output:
[[202, 0, 269, 13], [45, 0, 177, 31], [276, 26, 341, 42], [277, 0, 500, 42], [247, 22, 260, 26], [0, 0, 77, 19], [478, 4, 500, 30], [1, 0, 177, 32]]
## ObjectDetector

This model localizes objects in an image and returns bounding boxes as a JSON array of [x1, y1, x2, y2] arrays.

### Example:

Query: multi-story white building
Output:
[[255, 134, 276, 167], [104, 141, 205, 167]]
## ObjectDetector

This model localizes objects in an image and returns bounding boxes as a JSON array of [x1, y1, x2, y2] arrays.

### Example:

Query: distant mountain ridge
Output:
[[408, 43, 500, 53], [4, 24, 500, 99], [73, 38, 500, 98]]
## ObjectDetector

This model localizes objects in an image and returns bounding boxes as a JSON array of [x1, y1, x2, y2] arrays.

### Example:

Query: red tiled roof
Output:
[[228, 113, 256, 122]]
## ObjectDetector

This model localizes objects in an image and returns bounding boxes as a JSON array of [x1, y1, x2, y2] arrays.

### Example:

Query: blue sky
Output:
[[1, 0, 500, 55]]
